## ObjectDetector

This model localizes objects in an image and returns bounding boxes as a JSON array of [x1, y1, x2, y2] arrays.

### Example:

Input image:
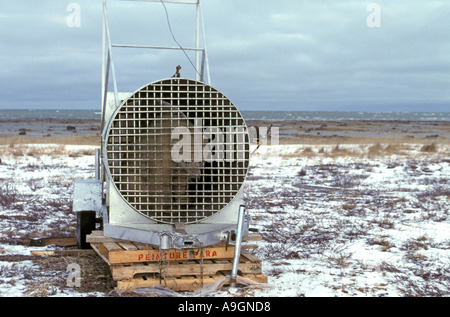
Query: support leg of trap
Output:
[[231, 205, 246, 286]]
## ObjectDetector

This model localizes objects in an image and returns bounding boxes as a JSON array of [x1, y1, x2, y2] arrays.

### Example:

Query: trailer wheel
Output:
[[77, 211, 96, 249]]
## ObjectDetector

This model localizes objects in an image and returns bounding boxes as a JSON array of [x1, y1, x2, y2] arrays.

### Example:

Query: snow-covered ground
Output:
[[0, 142, 449, 297], [245, 143, 450, 297]]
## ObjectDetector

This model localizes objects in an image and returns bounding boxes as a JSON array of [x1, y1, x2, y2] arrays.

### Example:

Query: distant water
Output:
[[241, 111, 450, 121], [0, 109, 102, 120], [0, 109, 449, 121]]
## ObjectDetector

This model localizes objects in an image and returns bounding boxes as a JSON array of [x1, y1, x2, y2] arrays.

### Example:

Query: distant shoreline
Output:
[[1, 109, 450, 122], [1, 118, 448, 146]]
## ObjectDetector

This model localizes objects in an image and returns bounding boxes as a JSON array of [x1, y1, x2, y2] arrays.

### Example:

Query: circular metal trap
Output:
[[104, 78, 250, 224]]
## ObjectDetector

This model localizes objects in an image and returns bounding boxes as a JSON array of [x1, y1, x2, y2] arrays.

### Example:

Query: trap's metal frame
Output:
[[101, 0, 211, 124], [73, 1, 251, 280]]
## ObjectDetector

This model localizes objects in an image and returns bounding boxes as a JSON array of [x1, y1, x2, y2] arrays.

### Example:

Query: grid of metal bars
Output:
[[105, 78, 249, 224]]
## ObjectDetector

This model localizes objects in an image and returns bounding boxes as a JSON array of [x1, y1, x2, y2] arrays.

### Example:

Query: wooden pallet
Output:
[[87, 231, 267, 292]]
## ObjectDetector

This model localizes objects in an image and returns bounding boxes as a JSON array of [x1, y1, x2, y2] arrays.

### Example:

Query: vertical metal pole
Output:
[[100, 4, 105, 170], [231, 205, 246, 286], [101, 6, 106, 117], [198, 1, 210, 85], [102, 0, 119, 107], [195, 0, 201, 81], [200, 49, 205, 82]]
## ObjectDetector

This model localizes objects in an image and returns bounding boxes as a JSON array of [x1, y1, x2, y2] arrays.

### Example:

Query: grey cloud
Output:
[[0, 0, 449, 111]]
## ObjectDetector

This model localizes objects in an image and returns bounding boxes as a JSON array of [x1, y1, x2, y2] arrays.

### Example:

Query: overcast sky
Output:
[[0, 0, 449, 112]]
